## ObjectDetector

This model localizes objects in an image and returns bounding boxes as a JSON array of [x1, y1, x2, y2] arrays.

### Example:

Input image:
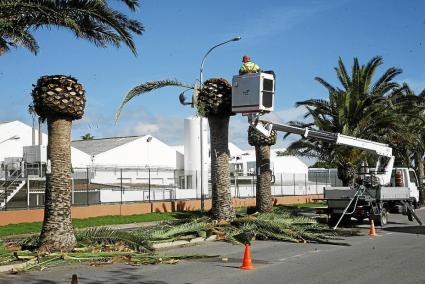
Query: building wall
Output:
[[87, 167, 178, 186], [229, 148, 308, 176], [0, 121, 47, 162], [0, 194, 323, 226], [71, 147, 92, 168], [92, 136, 182, 169], [0, 120, 92, 168]]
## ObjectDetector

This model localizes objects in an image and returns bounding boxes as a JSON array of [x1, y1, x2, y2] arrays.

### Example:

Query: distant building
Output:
[[72, 135, 183, 169], [0, 121, 88, 174], [229, 146, 308, 176], [71, 135, 184, 186], [0, 120, 308, 186]]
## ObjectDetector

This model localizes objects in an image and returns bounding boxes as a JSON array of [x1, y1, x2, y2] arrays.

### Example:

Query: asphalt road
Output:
[[1, 210, 425, 284]]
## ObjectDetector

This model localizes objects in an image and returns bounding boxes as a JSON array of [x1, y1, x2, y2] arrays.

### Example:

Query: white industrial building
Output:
[[0, 118, 315, 207], [0, 119, 308, 183], [229, 148, 308, 176], [72, 136, 184, 169], [71, 135, 184, 186], [0, 121, 88, 174]]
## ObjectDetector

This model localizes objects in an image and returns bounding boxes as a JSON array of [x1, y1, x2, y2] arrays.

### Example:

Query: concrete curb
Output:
[[152, 235, 217, 251], [0, 261, 29, 273]]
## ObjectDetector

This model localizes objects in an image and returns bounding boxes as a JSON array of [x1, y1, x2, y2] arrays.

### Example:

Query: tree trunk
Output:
[[208, 116, 235, 221], [337, 163, 356, 187], [38, 117, 76, 252], [255, 145, 273, 213], [415, 152, 424, 204]]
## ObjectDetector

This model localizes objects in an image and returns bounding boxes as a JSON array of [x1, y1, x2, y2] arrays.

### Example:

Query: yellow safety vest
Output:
[[239, 61, 260, 75]]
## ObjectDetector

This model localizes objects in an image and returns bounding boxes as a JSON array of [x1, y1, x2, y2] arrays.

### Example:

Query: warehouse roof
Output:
[[72, 136, 141, 156]]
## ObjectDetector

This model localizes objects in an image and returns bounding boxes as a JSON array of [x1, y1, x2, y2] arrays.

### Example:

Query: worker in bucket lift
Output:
[[239, 55, 260, 75]]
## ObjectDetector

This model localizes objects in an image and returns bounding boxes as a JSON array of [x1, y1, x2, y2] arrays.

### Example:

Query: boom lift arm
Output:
[[231, 72, 394, 185], [248, 115, 394, 186]]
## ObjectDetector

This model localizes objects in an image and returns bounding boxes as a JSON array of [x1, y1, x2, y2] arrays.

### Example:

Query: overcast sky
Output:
[[1, 0, 425, 151]]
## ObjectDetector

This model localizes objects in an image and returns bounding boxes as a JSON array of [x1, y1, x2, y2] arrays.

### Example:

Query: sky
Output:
[[1, 0, 425, 151]]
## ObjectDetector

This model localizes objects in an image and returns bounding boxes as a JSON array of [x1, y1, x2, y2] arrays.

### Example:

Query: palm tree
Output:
[[0, 0, 144, 55], [197, 78, 235, 221], [31, 75, 86, 252], [116, 78, 236, 221], [392, 84, 425, 203], [10, 0, 142, 253], [285, 56, 405, 186], [248, 126, 277, 213], [81, 133, 95, 140]]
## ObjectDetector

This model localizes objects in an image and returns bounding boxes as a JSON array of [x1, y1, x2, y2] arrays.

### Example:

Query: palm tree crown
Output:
[[285, 56, 408, 185], [0, 0, 144, 55]]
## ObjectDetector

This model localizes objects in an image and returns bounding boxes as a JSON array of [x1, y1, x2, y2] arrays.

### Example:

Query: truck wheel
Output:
[[413, 201, 421, 209], [328, 214, 339, 226], [375, 208, 388, 227], [355, 216, 365, 224], [328, 214, 351, 227]]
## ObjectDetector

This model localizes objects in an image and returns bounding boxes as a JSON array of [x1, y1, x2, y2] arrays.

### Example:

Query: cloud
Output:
[[74, 105, 186, 144], [72, 101, 313, 154], [132, 122, 161, 134], [263, 106, 309, 123]]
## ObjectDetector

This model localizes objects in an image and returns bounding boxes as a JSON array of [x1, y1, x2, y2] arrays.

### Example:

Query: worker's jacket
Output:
[[239, 61, 260, 75]]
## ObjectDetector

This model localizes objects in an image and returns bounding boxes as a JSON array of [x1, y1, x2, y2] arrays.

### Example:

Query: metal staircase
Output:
[[0, 170, 26, 209]]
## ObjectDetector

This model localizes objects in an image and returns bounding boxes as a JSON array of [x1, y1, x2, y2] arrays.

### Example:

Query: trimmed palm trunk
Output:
[[32, 75, 86, 252], [39, 117, 75, 251], [255, 145, 272, 212], [337, 162, 356, 187], [209, 116, 234, 219], [248, 126, 277, 213], [197, 78, 235, 221]]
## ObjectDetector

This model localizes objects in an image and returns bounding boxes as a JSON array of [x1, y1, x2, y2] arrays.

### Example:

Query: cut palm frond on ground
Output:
[[76, 227, 152, 252], [0, 210, 355, 272], [131, 212, 353, 246]]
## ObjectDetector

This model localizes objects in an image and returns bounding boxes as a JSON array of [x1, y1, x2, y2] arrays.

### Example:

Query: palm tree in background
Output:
[[248, 126, 277, 213], [32, 75, 85, 252], [0, 0, 144, 55], [117, 78, 236, 221], [284, 56, 406, 186], [391, 84, 425, 202], [81, 133, 95, 140]]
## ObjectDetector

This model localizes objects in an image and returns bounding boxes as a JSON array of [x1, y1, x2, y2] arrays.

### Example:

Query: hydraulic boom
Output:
[[248, 115, 394, 185]]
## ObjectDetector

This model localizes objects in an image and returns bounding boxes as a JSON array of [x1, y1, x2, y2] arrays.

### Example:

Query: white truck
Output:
[[231, 72, 422, 229]]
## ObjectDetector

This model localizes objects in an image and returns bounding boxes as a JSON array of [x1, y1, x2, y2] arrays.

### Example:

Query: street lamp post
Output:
[[0, 135, 20, 144], [146, 136, 152, 203], [198, 36, 241, 212]]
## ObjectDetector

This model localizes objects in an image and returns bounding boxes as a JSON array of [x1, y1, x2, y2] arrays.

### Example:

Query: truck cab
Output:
[[390, 168, 420, 206]]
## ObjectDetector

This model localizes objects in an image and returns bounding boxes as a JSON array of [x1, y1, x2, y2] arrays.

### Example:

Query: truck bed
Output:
[[324, 186, 410, 206]]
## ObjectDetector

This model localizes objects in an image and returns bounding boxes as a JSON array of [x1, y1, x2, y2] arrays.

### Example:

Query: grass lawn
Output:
[[282, 202, 327, 209], [0, 203, 327, 238], [0, 211, 193, 238]]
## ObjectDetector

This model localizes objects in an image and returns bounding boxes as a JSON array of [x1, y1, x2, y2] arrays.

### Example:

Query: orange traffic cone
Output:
[[369, 219, 376, 237], [71, 274, 78, 284], [240, 244, 255, 270]]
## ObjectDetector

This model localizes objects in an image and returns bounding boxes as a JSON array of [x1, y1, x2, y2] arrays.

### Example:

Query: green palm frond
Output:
[[115, 79, 193, 121], [141, 219, 209, 242], [285, 56, 415, 183], [76, 227, 152, 252], [115, 0, 139, 11], [0, 0, 143, 55]]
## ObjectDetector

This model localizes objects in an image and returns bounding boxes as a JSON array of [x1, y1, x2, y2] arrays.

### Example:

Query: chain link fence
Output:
[[1, 166, 343, 210]]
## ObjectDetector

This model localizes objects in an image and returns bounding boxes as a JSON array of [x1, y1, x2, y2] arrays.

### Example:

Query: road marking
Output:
[[278, 250, 321, 262]]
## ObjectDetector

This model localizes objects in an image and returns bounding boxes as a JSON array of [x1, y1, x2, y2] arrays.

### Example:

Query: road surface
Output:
[[1, 210, 425, 284]]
